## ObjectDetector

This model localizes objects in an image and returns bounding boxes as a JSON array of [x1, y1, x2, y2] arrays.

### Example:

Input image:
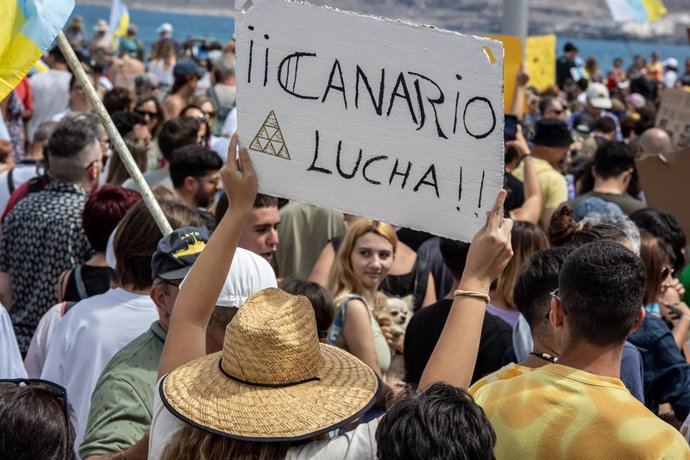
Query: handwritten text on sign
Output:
[[236, 0, 504, 241]]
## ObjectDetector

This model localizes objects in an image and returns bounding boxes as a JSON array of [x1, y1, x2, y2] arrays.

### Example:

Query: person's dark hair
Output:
[[47, 113, 100, 159], [48, 46, 67, 64], [158, 116, 200, 160], [83, 186, 141, 252], [169, 145, 222, 189], [538, 96, 558, 115], [103, 87, 135, 114], [111, 111, 147, 137], [106, 132, 148, 185], [46, 113, 101, 182], [280, 278, 335, 339], [548, 206, 628, 248], [593, 141, 635, 180], [514, 247, 573, 335], [114, 200, 205, 290], [439, 238, 471, 280], [0, 382, 76, 460], [631, 208, 686, 273], [32, 121, 58, 146], [215, 193, 279, 227], [560, 241, 645, 346], [576, 78, 589, 91], [376, 382, 495, 460], [638, 229, 668, 306], [594, 117, 616, 134]]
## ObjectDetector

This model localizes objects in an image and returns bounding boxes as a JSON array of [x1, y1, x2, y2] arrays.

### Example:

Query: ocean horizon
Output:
[[73, 3, 689, 74]]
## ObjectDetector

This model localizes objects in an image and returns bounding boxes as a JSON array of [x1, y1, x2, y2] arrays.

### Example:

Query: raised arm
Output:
[[509, 125, 542, 224], [158, 134, 256, 378], [419, 191, 514, 389], [509, 65, 529, 119]]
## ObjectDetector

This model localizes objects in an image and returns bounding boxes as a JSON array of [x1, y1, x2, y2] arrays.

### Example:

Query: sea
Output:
[[74, 4, 690, 73]]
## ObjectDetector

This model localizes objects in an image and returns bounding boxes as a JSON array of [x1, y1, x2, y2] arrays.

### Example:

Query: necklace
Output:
[[530, 352, 558, 363]]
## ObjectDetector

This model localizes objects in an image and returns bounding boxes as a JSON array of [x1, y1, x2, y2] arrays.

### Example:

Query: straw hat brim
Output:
[[160, 344, 381, 442]]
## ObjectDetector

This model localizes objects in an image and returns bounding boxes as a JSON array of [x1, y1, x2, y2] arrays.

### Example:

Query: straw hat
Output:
[[160, 288, 380, 441]]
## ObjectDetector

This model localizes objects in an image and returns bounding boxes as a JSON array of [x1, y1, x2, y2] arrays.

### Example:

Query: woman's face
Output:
[[200, 101, 217, 129], [136, 100, 160, 132], [350, 232, 394, 290]]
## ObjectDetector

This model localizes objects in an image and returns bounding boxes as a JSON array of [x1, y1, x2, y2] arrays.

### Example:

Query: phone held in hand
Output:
[[504, 114, 518, 142]]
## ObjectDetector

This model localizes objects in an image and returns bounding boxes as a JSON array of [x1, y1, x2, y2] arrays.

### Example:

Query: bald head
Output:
[[637, 128, 672, 158]]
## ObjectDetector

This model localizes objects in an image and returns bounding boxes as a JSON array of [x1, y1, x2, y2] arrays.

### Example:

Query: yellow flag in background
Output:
[[641, 0, 667, 22], [0, 0, 75, 100]]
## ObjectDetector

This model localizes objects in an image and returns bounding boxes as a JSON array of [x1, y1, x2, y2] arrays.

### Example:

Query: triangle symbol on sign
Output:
[[248, 110, 291, 160]]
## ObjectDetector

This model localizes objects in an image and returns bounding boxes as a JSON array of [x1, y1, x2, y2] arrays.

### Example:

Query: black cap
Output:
[[151, 227, 211, 280], [564, 42, 578, 53], [533, 119, 573, 148]]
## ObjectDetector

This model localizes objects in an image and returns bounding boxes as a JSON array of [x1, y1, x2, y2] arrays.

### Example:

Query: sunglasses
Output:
[[549, 288, 568, 315], [136, 110, 158, 118], [662, 266, 673, 279], [0, 379, 71, 459], [203, 111, 217, 119]]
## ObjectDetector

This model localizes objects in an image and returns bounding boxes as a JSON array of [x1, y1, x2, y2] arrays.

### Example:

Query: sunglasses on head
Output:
[[0, 379, 72, 459]]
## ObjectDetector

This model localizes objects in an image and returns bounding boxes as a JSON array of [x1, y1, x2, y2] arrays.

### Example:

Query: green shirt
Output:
[[79, 321, 166, 457]]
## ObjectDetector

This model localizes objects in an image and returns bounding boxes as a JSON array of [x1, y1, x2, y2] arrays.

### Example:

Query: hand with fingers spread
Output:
[[460, 190, 514, 294], [222, 133, 257, 216]]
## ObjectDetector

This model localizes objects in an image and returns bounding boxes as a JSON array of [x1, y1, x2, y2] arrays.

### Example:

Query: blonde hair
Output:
[[495, 221, 548, 309], [161, 424, 315, 460], [328, 219, 397, 305]]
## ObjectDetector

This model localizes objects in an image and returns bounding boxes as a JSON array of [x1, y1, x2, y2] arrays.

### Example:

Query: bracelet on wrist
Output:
[[454, 290, 490, 304]]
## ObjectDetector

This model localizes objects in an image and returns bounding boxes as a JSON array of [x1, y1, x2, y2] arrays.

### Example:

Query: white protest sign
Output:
[[236, 0, 504, 241]]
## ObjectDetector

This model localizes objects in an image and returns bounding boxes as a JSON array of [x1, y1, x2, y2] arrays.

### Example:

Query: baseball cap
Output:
[[662, 57, 678, 69], [157, 23, 173, 34], [564, 42, 578, 53], [179, 247, 278, 308], [533, 119, 573, 148], [586, 83, 613, 110], [173, 59, 206, 78], [151, 227, 211, 280]]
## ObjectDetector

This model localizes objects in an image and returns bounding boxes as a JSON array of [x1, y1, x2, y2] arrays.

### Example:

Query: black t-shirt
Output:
[[404, 298, 513, 385]]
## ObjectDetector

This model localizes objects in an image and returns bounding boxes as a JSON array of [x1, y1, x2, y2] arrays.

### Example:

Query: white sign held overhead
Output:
[[235, 0, 504, 242]]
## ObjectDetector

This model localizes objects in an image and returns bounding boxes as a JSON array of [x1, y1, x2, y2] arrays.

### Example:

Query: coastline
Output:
[[77, 0, 235, 17]]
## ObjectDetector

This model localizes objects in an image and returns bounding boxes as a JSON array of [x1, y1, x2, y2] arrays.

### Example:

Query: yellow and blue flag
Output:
[[0, 0, 75, 100], [605, 0, 667, 22], [109, 0, 129, 52]]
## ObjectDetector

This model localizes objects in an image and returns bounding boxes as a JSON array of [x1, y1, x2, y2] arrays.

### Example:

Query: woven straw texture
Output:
[[161, 288, 379, 440]]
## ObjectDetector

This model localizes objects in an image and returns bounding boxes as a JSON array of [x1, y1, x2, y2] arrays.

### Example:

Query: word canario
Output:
[[245, 25, 497, 142]]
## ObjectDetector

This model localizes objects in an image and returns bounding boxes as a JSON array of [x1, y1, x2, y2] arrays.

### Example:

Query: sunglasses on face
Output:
[[136, 109, 158, 118], [0, 379, 72, 459], [662, 266, 673, 279], [549, 288, 568, 316], [203, 111, 216, 119]]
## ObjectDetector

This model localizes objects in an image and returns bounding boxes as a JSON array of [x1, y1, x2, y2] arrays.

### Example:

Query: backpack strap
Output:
[[7, 168, 15, 194], [73, 264, 89, 300]]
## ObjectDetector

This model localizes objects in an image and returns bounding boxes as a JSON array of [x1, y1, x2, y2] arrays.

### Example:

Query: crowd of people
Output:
[[1, 13, 690, 459]]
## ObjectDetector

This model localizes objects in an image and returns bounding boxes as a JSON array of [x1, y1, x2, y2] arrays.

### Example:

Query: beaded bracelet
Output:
[[454, 290, 490, 304]]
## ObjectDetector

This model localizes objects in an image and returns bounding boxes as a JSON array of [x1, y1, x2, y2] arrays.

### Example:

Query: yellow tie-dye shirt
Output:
[[473, 364, 690, 459], [468, 362, 533, 396]]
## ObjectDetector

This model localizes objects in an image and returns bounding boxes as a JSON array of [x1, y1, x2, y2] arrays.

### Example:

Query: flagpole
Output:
[[502, 0, 529, 53], [56, 31, 173, 236]]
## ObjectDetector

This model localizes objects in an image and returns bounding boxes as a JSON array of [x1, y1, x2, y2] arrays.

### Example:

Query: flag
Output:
[[109, 0, 129, 51], [605, 0, 667, 22], [0, 0, 75, 100]]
